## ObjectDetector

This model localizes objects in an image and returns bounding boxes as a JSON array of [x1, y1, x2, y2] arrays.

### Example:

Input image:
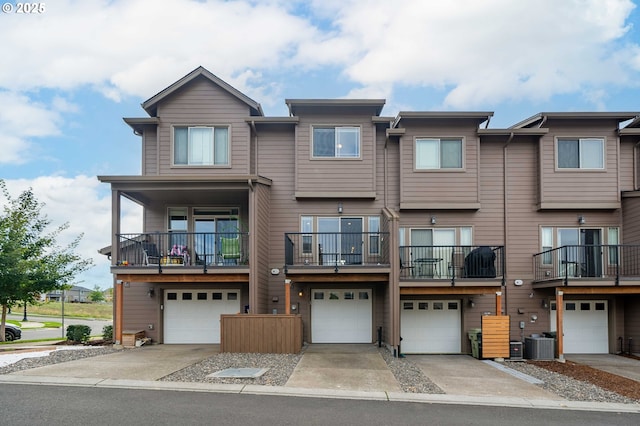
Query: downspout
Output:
[[384, 135, 389, 209], [502, 132, 515, 315], [634, 141, 640, 191], [250, 120, 258, 175]]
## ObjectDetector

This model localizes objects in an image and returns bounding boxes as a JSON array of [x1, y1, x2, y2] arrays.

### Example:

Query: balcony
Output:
[[284, 232, 390, 271], [533, 245, 640, 286], [114, 232, 249, 274], [400, 245, 505, 286]]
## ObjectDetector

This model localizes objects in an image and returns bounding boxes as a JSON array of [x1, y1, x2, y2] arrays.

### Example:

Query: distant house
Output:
[[44, 286, 93, 303]]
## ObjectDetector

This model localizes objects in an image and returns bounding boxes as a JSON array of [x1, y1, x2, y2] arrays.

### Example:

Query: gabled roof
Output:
[[511, 112, 640, 129], [285, 99, 385, 117], [141, 66, 263, 117]]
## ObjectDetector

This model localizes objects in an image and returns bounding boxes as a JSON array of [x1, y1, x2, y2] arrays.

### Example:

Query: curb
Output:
[[0, 375, 638, 413]]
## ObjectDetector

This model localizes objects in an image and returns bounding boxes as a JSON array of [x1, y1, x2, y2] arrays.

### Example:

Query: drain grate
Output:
[[207, 367, 269, 378]]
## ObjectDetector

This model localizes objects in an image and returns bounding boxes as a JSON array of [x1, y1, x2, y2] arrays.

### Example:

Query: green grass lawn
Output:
[[12, 302, 113, 319]]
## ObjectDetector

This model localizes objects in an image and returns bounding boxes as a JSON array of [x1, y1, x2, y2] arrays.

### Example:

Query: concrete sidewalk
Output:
[[0, 344, 638, 413]]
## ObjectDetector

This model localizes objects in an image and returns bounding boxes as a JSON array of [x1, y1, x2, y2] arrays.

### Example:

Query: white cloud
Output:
[[1, 176, 142, 289], [330, 0, 638, 107], [1, 0, 637, 111], [0, 92, 64, 164]]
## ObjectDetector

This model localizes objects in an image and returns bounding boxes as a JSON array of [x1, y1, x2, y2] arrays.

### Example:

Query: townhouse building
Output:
[[99, 66, 640, 357]]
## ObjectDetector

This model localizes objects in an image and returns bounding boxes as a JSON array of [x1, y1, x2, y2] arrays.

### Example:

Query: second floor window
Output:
[[174, 126, 229, 166], [312, 126, 360, 158], [416, 138, 462, 169], [557, 138, 604, 169]]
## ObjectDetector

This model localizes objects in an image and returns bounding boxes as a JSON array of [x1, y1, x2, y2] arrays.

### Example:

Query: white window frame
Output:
[[173, 125, 230, 166], [556, 137, 604, 170], [312, 126, 361, 158], [541, 227, 553, 264], [301, 216, 313, 256], [415, 137, 463, 170], [368, 216, 380, 256], [607, 227, 619, 266]]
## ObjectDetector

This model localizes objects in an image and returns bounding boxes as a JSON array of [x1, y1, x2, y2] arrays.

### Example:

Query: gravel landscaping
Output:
[[0, 345, 638, 405]]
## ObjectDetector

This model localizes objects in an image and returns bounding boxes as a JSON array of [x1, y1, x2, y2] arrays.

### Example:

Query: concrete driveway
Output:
[[566, 354, 640, 383], [285, 344, 401, 392], [13, 345, 219, 381], [408, 355, 564, 400]]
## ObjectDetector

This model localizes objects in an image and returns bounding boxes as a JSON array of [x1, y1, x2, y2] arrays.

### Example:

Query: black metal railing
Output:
[[284, 232, 389, 267], [399, 245, 504, 282], [115, 232, 249, 272], [533, 245, 640, 283]]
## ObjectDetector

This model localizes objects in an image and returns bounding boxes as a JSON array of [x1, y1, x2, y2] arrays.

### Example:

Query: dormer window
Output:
[[174, 126, 229, 166], [312, 126, 360, 158]]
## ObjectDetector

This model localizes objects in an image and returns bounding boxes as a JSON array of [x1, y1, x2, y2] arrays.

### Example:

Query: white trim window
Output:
[[541, 227, 553, 264], [174, 126, 229, 166], [557, 138, 604, 169], [312, 126, 360, 158], [416, 138, 462, 169]]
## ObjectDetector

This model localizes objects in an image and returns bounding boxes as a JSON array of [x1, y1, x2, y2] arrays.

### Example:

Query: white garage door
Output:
[[550, 300, 608, 354], [311, 289, 372, 343], [164, 289, 240, 344], [401, 300, 461, 354]]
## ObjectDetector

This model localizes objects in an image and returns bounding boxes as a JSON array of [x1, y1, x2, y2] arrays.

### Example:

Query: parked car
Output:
[[4, 324, 22, 341]]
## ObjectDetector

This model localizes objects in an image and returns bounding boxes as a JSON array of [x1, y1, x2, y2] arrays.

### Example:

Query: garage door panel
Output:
[[311, 290, 372, 343], [401, 300, 461, 354], [164, 290, 239, 344], [550, 300, 608, 354]]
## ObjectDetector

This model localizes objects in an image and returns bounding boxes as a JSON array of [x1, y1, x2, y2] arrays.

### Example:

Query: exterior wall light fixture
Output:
[[578, 215, 585, 225], [431, 216, 437, 225]]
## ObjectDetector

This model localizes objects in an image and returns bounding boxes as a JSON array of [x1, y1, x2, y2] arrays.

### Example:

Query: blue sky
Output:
[[1, 0, 640, 289]]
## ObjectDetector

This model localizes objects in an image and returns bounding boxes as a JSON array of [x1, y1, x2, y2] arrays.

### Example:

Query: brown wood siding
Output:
[[254, 182, 271, 313], [622, 196, 640, 243], [624, 296, 640, 348], [256, 127, 296, 316], [142, 128, 158, 175], [399, 119, 480, 207], [539, 119, 620, 206], [619, 138, 635, 192], [156, 76, 251, 176], [122, 282, 159, 342], [295, 115, 376, 195]]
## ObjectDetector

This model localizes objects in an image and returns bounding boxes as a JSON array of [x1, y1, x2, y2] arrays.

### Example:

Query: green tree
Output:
[[89, 285, 105, 303], [0, 180, 93, 341]]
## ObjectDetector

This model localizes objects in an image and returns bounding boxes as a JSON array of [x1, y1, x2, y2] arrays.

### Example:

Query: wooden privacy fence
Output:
[[481, 315, 510, 358], [220, 314, 303, 354]]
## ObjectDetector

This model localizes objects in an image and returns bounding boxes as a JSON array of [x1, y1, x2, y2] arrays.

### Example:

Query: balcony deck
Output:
[[533, 245, 640, 288], [400, 245, 505, 287], [113, 232, 249, 278]]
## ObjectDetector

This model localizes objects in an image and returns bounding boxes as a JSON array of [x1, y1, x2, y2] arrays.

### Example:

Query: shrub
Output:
[[66, 325, 91, 343], [102, 325, 113, 341]]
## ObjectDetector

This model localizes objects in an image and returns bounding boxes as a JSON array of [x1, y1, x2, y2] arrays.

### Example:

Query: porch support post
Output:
[[114, 280, 124, 345], [495, 291, 502, 316], [284, 279, 291, 315], [556, 289, 564, 362]]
